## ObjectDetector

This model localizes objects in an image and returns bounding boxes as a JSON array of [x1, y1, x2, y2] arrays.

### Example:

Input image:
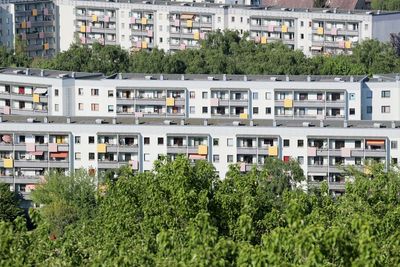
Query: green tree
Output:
[[0, 183, 23, 222], [31, 170, 97, 236]]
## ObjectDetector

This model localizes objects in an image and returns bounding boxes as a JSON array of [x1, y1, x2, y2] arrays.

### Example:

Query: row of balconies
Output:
[[116, 97, 185, 106], [307, 147, 386, 157], [0, 93, 47, 102]]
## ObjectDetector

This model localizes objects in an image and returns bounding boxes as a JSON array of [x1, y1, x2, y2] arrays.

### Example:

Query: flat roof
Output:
[[0, 115, 398, 129], [71, 0, 400, 16], [0, 67, 368, 83]]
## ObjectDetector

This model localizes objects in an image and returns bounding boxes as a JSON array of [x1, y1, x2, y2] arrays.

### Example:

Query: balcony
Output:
[[167, 145, 187, 154], [15, 176, 41, 184], [237, 147, 257, 155], [135, 98, 165, 105], [364, 149, 386, 157], [329, 182, 346, 191], [0, 176, 13, 183], [0, 143, 13, 151], [325, 100, 345, 108], [293, 100, 325, 108], [229, 99, 248, 107], [307, 165, 328, 173], [14, 160, 48, 168], [97, 161, 119, 169]]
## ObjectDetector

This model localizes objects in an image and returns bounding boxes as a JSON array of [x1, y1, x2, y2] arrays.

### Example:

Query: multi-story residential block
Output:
[[54, 0, 400, 56], [1, 0, 399, 57], [0, 67, 400, 205], [12, 0, 57, 57]]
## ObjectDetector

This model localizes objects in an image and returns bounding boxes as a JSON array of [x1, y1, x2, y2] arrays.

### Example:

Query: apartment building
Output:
[[53, 0, 400, 56], [0, 67, 399, 205]]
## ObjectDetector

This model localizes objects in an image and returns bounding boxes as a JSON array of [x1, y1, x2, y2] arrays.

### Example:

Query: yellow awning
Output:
[[97, 144, 106, 153], [281, 25, 288, 33], [33, 94, 40, 103], [3, 158, 13, 168], [239, 113, 248, 119], [141, 17, 147, 25], [92, 15, 98, 22], [284, 99, 293, 108], [193, 32, 200, 40], [198, 145, 208, 155], [186, 20, 193, 28], [268, 146, 278, 156], [166, 97, 175, 106], [317, 27, 324, 35], [32, 9, 38, 16], [261, 36, 267, 44]]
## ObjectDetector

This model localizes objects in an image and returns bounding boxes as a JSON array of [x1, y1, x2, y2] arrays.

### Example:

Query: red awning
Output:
[[50, 152, 68, 158]]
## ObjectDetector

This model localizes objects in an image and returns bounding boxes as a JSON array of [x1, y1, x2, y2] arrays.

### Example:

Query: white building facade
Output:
[[0, 68, 399, 203]]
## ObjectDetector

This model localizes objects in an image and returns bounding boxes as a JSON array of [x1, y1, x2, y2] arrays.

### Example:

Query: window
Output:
[[88, 136, 95, 144], [300, 21, 304, 27], [213, 138, 219, 146], [227, 138, 233, 146], [252, 92, 258, 100], [144, 153, 150, 162], [158, 137, 164, 145], [231, 16, 235, 22], [159, 37, 163, 43], [364, 23, 368, 30], [367, 106, 372, 114], [91, 103, 99, 111], [190, 91, 195, 99], [240, 17, 243, 23], [227, 155, 233, 163], [253, 107, 259, 114], [89, 153, 95, 160], [217, 17, 221, 23], [202, 107, 208, 114], [297, 140, 304, 147], [144, 137, 150, 145], [297, 156, 304, 164], [75, 136, 81, 144], [75, 152, 81, 160], [78, 88, 83, 95], [265, 92, 271, 100], [349, 93, 355, 100], [54, 104, 59, 111], [213, 154, 220, 163], [91, 88, 99, 96], [349, 108, 355, 115], [190, 106, 195, 114], [391, 141, 398, 149], [202, 92, 208, 99], [78, 103, 84, 110], [283, 156, 290, 162], [108, 105, 114, 112], [392, 158, 398, 165], [367, 91, 372, 99], [355, 157, 362, 165], [381, 90, 390, 98], [265, 107, 271, 114], [355, 140, 361, 148], [284, 139, 290, 147], [108, 90, 114, 97], [381, 106, 391, 113], [54, 89, 59, 96], [300, 33, 304, 39]]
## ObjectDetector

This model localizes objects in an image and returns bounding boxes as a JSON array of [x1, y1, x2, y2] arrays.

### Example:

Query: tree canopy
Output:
[[2, 157, 400, 265], [3, 31, 400, 76]]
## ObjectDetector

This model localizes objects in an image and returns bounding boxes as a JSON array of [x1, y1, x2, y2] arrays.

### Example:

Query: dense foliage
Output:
[[3, 31, 400, 76], [1, 156, 400, 265], [0, 183, 22, 222], [371, 0, 400, 10]]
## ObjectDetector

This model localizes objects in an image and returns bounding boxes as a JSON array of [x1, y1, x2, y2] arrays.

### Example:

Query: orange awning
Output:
[[50, 152, 68, 158], [180, 14, 195, 20], [189, 154, 206, 160], [366, 140, 385, 145]]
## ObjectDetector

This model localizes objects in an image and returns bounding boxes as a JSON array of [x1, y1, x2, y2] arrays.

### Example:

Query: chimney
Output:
[[223, 74, 227, 81], [118, 73, 123, 79], [71, 72, 76, 78], [112, 118, 117, 124], [181, 74, 185, 80], [160, 74, 164, 80], [25, 68, 30, 76], [243, 75, 247, 81], [40, 69, 44, 77], [66, 117, 71, 124], [307, 75, 311, 82]]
